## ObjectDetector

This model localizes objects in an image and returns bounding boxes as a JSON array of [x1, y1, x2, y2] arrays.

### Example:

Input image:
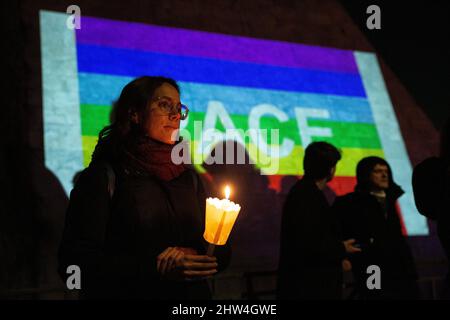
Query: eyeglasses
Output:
[[151, 96, 189, 120]]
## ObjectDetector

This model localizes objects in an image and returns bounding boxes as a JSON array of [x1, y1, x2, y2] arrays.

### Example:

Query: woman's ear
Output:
[[327, 166, 336, 182], [129, 110, 139, 124], [329, 166, 336, 177]]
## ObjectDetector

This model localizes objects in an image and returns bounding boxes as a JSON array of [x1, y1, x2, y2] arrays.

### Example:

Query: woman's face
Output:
[[144, 83, 181, 145]]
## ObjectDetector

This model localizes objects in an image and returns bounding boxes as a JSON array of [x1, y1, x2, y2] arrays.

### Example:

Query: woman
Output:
[[58, 76, 230, 299]]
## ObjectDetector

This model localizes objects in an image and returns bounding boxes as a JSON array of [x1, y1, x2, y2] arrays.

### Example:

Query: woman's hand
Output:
[[342, 239, 362, 254], [342, 259, 352, 272], [156, 247, 218, 281]]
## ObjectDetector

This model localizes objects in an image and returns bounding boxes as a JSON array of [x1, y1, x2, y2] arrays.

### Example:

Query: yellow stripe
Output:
[[188, 141, 384, 176], [81, 136, 384, 176], [82, 135, 98, 167]]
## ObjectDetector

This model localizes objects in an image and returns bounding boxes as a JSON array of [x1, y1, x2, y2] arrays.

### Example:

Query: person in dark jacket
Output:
[[333, 156, 419, 300], [58, 76, 230, 299], [412, 117, 450, 299], [277, 142, 361, 300]]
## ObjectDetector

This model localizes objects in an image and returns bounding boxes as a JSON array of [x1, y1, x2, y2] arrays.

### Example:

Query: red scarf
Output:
[[122, 135, 186, 181]]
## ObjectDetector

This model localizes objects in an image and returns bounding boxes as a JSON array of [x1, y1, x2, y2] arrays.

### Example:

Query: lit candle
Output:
[[204, 186, 241, 256]]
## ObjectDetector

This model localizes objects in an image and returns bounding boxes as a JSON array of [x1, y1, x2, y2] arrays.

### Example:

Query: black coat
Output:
[[413, 156, 450, 298], [332, 189, 419, 299], [413, 157, 450, 258], [58, 161, 230, 299], [277, 177, 346, 300]]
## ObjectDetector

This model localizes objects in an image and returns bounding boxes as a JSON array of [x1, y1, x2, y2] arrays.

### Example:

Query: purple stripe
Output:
[[76, 16, 359, 74]]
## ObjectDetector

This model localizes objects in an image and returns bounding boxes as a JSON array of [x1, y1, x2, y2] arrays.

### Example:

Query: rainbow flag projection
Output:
[[40, 10, 428, 235]]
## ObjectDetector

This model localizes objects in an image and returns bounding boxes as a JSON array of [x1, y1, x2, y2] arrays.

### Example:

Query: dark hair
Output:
[[303, 141, 341, 180], [91, 76, 180, 163], [355, 156, 393, 192]]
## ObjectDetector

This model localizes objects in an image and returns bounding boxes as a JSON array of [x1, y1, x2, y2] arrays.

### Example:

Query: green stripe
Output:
[[308, 119, 381, 149], [80, 104, 112, 136], [185, 112, 381, 149], [80, 105, 381, 149]]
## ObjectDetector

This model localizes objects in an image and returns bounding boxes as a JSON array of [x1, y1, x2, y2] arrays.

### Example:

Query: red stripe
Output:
[[264, 175, 357, 195], [200, 173, 356, 197], [327, 176, 357, 196], [200, 173, 409, 235], [395, 202, 408, 236]]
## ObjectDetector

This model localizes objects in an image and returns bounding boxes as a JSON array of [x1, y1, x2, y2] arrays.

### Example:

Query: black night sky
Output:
[[340, 0, 450, 129]]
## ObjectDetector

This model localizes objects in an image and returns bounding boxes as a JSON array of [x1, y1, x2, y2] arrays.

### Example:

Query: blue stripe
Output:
[[78, 72, 131, 105], [79, 73, 374, 123], [77, 44, 367, 97]]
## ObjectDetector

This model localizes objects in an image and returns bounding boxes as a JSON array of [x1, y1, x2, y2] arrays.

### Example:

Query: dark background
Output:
[[340, 0, 450, 129], [1, 0, 449, 299]]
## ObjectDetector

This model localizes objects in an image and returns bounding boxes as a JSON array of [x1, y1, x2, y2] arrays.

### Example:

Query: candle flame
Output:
[[225, 186, 231, 199]]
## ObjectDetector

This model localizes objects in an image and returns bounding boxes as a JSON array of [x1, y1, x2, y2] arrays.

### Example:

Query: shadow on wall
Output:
[[199, 140, 339, 274], [1, 147, 69, 299], [201, 140, 281, 272]]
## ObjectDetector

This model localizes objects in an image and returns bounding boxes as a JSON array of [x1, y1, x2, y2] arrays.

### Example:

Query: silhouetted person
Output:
[[333, 156, 419, 299], [202, 140, 280, 271], [413, 117, 450, 299], [280, 176, 299, 196], [277, 141, 360, 300]]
